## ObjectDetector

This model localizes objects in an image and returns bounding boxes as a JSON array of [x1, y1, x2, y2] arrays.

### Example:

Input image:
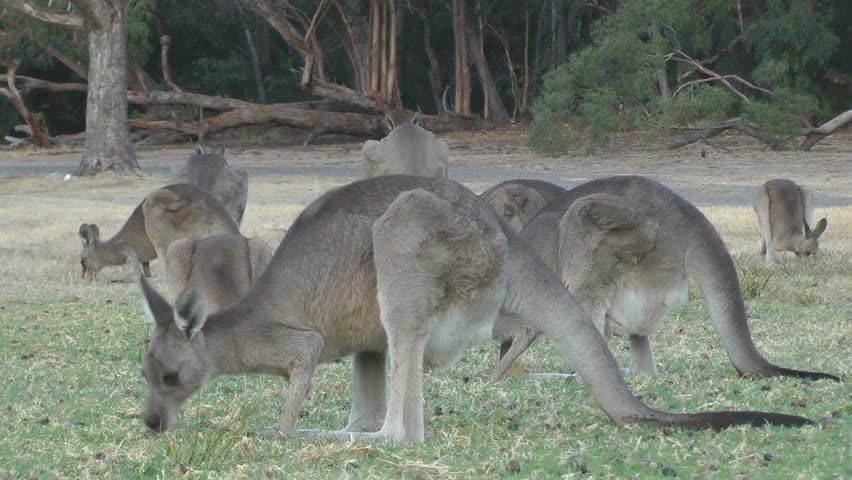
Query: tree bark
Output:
[[0, 56, 49, 147], [467, 22, 509, 123], [75, 0, 137, 175], [415, 1, 447, 117], [452, 0, 471, 116]]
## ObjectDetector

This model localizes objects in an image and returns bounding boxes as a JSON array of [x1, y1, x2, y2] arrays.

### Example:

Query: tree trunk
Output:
[[467, 22, 509, 123], [452, 0, 471, 116], [75, 1, 137, 176], [244, 26, 266, 103], [416, 2, 446, 116], [0, 56, 50, 147]]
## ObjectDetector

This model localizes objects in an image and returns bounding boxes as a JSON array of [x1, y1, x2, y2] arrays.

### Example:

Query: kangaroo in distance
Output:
[[165, 233, 273, 312], [142, 184, 240, 266], [171, 145, 249, 226], [79, 202, 157, 281], [480, 179, 569, 233], [139, 175, 813, 443], [490, 176, 839, 382], [753, 179, 827, 263], [362, 117, 449, 178]]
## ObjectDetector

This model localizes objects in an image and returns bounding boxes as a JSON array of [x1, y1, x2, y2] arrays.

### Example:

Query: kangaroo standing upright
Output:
[[490, 176, 839, 382], [362, 121, 449, 178], [171, 146, 249, 226], [139, 175, 815, 444], [753, 179, 827, 263], [79, 202, 157, 281]]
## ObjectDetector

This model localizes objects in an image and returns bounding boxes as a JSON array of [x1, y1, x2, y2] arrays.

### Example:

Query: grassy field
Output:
[[0, 163, 849, 479]]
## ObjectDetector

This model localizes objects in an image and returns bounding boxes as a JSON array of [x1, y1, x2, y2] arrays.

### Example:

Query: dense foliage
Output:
[[529, 0, 852, 153]]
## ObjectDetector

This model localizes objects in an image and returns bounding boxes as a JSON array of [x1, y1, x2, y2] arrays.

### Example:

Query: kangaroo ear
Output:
[[809, 218, 827, 238], [79, 224, 100, 246], [574, 194, 637, 231], [138, 276, 173, 326], [212, 145, 225, 155], [194, 144, 206, 155], [173, 287, 208, 340]]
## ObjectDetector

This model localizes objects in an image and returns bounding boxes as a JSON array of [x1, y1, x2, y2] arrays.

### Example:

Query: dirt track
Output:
[[0, 127, 849, 207]]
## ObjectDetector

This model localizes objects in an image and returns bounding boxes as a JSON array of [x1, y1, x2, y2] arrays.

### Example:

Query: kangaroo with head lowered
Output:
[[753, 179, 827, 263], [79, 202, 157, 281], [138, 175, 816, 443], [362, 117, 448, 178], [171, 145, 249, 225], [165, 233, 272, 312], [480, 179, 569, 233], [142, 184, 240, 268], [490, 176, 839, 382]]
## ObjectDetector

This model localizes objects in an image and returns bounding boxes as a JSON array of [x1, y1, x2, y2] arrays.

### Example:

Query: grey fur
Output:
[[171, 146, 249, 225], [78, 202, 156, 281], [362, 124, 449, 178], [753, 179, 827, 263], [138, 175, 814, 442], [165, 233, 272, 312], [142, 184, 240, 272], [490, 176, 839, 383], [480, 179, 568, 233]]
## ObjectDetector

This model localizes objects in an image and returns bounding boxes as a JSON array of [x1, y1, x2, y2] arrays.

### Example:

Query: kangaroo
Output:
[[165, 233, 272, 312], [79, 202, 157, 281], [753, 179, 827, 263], [490, 176, 839, 382], [138, 175, 814, 443], [362, 121, 449, 178], [171, 145, 249, 226], [480, 179, 568, 233], [142, 184, 240, 267]]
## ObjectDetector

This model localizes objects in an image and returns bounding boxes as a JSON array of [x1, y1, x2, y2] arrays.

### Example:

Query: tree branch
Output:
[[677, 33, 745, 82], [1, 0, 85, 29], [798, 109, 852, 151]]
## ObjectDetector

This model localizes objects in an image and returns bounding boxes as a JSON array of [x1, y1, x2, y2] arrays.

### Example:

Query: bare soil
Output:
[[1, 126, 849, 207]]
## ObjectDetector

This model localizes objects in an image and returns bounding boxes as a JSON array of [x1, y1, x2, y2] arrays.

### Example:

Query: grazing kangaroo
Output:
[[753, 179, 827, 263], [165, 233, 272, 312], [139, 175, 815, 443], [171, 145, 249, 225], [142, 184, 240, 266], [480, 179, 568, 233], [362, 120, 449, 178], [79, 202, 156, 281], [490, 176, 839, 382]]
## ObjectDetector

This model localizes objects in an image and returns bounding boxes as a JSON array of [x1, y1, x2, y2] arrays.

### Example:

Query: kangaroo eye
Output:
[[163, 372, 180, 386]]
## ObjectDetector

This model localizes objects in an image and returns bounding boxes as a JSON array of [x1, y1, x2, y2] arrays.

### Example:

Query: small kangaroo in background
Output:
[[79, 202, 157, 281], [138, 175, 815, 443], [142, 184, 240, 269], [753, 179, 827, 263], [165, 233, 272, 312], [490, 176, 839, 382], [479, 179, 568, 233], [171, 145, 249, 226], [362, 115, 449, 178]]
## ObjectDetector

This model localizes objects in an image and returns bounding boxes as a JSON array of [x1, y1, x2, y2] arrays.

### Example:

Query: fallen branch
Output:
[[798, 108, 852, 151], [666, 117, 740, 149]]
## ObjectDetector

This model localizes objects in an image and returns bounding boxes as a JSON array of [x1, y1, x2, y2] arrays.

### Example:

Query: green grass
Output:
[[1, 254, 849, 479]]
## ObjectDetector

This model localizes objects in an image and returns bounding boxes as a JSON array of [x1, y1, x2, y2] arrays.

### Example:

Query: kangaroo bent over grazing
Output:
[[491, 176, 839, 382], [142, 184, 240, 265], [480, 179, 568, 232], [139, 175, 814, 442], [165, 233, 272, 312], [362, 123, 449, 178], [753, 179, 827, 263], [171, 145, 249, 225], [79, 202, 156, 281]]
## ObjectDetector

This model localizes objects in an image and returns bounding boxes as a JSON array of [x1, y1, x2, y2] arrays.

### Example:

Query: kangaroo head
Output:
[[79, 223, 104, 281], [800, 218, 828, 257], [139, 277, 213, 433], [485, 184, 547, 233]]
